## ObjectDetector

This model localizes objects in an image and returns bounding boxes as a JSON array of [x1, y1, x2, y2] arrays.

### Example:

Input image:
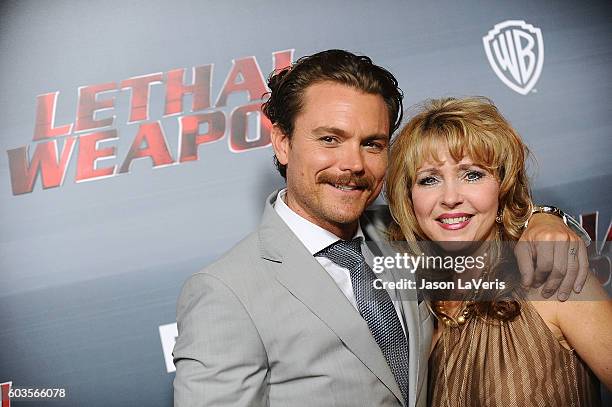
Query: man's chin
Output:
[[321, 206, 365, 226]]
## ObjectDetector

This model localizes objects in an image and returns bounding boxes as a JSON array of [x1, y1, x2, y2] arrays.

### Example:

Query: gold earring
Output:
[[495, 212, 503, 224]]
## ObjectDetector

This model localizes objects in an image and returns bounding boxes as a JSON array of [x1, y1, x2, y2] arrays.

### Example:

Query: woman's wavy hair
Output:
[[385, 97, 534, 321]]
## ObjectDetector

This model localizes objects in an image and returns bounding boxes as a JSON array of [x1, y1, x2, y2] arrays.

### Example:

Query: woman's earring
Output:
[[495, 211, 503, 224]]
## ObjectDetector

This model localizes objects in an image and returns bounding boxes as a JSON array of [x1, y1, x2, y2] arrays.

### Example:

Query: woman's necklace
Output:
[[432, 300, 475, 327]]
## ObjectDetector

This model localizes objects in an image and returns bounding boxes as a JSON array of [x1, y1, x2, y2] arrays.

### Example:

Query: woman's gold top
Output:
[[429, 300, 601, 406]]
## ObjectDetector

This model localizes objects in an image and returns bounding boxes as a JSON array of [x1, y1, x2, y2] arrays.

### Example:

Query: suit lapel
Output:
[[258, 193, 406, 406], [361, 210, 424, 406], [394, 269, 423, 404]]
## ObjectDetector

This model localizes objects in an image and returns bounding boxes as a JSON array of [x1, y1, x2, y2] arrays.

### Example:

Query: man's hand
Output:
[[515, 213, 589, 301]]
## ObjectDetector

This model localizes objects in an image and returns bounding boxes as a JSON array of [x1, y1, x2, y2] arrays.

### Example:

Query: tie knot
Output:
[[315, 237, 364, 269]]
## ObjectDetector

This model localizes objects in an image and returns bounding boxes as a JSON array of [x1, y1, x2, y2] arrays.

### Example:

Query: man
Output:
[[173, 50, 589, 407]]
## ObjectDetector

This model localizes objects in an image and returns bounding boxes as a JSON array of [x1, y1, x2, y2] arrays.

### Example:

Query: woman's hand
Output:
[[515, 213, 589, 301]]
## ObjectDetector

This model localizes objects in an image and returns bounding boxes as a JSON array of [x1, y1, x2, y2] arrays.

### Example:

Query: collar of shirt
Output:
[[272, 189, 406, 335], [273, 189, 365, 255]]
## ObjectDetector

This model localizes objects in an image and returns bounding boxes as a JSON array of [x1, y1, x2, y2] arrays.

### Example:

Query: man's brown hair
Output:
[[262, 49, 403, 178]]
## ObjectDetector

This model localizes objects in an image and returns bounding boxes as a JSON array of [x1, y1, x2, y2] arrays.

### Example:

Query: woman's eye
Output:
[[465, 170, 485, 182], [417, 176, 439, 186]]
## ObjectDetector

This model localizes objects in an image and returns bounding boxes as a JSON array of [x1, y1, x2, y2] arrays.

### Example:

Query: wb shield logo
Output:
[[483, 20, 544, 95]]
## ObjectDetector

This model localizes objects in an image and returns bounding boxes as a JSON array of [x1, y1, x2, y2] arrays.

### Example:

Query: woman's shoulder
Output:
[[524, 273, 610, 347], [553, 272, 612, 334]]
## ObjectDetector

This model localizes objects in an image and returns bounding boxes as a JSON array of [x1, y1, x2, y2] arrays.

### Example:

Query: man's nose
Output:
[[441, 181, 464, 208], [338, 144, 365, 174]]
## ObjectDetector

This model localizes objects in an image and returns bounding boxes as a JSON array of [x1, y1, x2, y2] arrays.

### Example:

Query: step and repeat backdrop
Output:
[[1, 1, 610, 405]]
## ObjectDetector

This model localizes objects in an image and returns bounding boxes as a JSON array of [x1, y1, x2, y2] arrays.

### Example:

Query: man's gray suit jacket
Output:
[[173, 192, 433, 406]]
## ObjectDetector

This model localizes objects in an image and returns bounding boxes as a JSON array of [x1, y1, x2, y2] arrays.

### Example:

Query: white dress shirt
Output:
[[274, 189, 406, 335]]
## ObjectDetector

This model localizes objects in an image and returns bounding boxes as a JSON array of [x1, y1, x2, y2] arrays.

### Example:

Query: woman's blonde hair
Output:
[[387, 97, 533, 322], [386, 96, 533, 244]]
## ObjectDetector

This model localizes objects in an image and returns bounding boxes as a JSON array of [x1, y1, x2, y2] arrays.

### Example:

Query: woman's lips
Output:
[[436, 214, 473, 230]]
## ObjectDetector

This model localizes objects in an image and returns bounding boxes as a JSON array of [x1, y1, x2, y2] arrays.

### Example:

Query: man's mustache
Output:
[[317, 172, 374, 190]]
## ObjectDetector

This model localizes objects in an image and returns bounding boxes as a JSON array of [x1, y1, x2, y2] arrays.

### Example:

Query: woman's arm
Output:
[[555, 273, 612, 389]]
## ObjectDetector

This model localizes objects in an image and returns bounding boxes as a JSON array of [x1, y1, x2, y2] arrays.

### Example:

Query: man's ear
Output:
[[270, 124, 289, 165]]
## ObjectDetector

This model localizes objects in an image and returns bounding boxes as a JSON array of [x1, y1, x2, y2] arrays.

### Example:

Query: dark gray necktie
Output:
[[316, 238, 410, 403]]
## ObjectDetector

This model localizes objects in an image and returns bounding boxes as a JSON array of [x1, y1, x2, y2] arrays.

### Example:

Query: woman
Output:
[[385, 97, 611, 406]]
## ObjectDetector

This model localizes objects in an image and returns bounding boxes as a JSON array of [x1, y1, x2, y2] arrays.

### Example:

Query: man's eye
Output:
[[320, 136, 337, 144], [465, 170, 485, 182], [417, 176, 439, 186], [364, 141, 385, 150]]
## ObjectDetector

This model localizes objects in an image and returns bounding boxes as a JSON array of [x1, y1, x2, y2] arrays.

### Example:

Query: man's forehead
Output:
[[297, 82, 391, 134], [302, 81, 373, 102]]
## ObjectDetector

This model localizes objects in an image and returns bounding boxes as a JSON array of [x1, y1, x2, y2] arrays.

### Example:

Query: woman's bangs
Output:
[[410, 126, 502, 175], [447, 128, 502, 173]]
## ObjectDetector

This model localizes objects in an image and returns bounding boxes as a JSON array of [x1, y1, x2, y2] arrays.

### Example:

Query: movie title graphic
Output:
[[6, 49, 294, 195]]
